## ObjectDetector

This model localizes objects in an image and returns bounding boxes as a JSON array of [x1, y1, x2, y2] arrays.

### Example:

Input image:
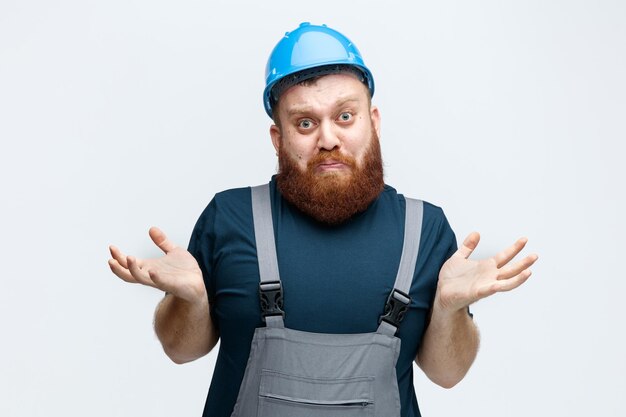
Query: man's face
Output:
[[270, 73, 384, 225], [270, 73, 380, 176]]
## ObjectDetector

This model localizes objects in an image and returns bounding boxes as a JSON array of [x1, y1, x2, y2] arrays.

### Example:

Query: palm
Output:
[[108, 227, 205, 303], [436, 232, 538, 312], [136, 248, 203, 298]]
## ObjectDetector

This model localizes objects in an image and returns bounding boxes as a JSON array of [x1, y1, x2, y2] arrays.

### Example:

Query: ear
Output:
[[370, 105, 381, 137], [270, 124, 281, 154]]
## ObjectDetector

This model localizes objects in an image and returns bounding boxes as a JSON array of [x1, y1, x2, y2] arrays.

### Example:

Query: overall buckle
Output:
[[379, 289, 411, 328], [259, 280, 284, 321]]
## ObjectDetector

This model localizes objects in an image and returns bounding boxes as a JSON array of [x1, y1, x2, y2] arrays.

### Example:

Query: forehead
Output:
[[277, 73, 370, 117]]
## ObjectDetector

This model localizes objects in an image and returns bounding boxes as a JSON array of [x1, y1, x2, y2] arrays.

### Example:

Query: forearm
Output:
[[154, 292, 218, 364], [416, 297, 480, 388]]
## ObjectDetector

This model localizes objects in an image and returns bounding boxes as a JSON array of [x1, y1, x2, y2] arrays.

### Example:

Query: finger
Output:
[[108, 258, 137, 283], [494, 237, 528, 268], [149, 227, 177, 254], [497, 254, 539, 280], [491, 270, 532, 293], [109, 245, 129, 269], [454, 232, 480, 259], [127, 256, 155, 287]]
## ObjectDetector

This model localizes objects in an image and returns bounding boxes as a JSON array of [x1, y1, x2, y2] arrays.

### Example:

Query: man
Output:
[[108, 22, 538, 417]]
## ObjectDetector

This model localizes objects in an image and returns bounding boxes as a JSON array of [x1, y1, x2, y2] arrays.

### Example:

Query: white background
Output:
[[1, 1, 624, 416]]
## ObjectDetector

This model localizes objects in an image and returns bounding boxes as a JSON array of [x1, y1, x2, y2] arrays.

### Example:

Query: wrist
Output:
[[164, 288, 208, 310], [433, 287, 470, 320]]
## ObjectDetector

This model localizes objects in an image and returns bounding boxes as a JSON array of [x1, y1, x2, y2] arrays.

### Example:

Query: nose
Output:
[[317, 120, 341, 151]]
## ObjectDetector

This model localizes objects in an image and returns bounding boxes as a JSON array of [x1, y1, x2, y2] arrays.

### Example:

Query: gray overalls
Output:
[[229, 184, 423, 417]]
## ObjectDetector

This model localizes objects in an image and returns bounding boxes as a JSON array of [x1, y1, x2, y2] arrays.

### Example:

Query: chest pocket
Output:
[[258, 370, 374, 416]]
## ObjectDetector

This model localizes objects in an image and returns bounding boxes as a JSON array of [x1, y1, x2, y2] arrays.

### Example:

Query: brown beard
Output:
[[276, 130, 384, 225]]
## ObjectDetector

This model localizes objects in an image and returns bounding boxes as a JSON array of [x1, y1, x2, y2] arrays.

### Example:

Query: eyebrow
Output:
[[286, 96, 361, 118]]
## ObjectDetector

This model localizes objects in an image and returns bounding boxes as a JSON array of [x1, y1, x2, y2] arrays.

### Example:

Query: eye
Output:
[[339, 112, 352, 122], [298, 119, 314, 129]]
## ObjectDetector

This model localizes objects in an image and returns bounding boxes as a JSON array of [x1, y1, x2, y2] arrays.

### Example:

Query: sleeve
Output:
[[187, 198, 219, 328], [442, 215, 458, 262]]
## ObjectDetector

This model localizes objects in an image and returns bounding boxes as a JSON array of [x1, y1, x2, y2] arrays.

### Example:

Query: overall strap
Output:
[[377, 197, 424, 336], [251, 184, 284, 328]]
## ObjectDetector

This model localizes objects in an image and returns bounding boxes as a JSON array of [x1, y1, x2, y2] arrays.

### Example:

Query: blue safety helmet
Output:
[[263, 22, 375, 118]]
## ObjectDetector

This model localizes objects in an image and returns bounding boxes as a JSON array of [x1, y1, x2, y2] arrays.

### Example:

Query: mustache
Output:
[[307, 149, 356, 169]]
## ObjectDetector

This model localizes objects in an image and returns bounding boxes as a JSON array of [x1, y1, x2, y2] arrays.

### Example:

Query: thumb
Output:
[[455, 232, 480, 259], [149, 226, 177, 254]]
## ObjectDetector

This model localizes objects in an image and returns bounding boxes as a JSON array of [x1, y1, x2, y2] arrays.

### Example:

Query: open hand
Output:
[[436, 232, 538, 313], [108, 227, 205, 304]]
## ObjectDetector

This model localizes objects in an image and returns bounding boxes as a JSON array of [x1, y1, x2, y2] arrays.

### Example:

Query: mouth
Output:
[[316, 160, 349, 173]]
